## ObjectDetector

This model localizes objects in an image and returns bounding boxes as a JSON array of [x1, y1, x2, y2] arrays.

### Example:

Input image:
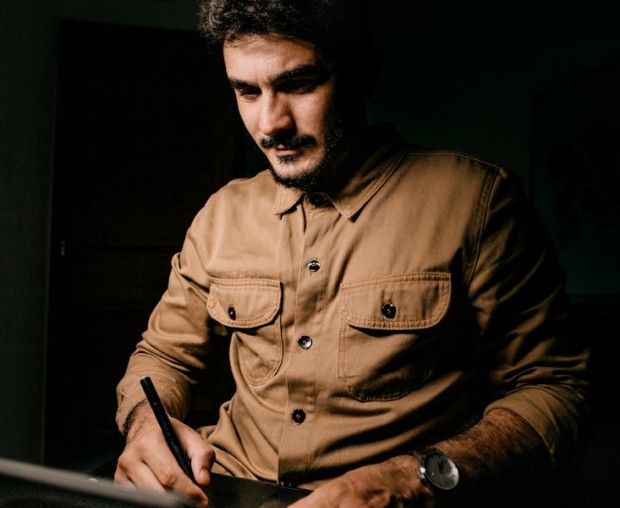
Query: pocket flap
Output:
[[340, 273, 450, 330], [208, 278, 281, 328]]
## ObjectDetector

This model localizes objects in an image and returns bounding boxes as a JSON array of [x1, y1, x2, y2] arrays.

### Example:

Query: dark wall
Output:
[[1, 0, 619, 468], [0, 0, 203, 464], [0, 0, 57, 463], [367, 2, 620, 177]]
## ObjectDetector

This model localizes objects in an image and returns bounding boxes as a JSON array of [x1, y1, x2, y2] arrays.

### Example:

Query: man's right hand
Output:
[[114, 404, 214, 507]]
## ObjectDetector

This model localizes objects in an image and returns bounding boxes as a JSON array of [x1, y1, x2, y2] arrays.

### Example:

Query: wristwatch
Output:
[[417, 449, 460, 491]]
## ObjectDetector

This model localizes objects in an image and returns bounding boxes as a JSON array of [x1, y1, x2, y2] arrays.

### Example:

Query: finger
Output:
[[170, 418, 216, 487], [116, 438, 209, 506], [115, 446, 171, 494], [150, 453, 210, 507], [287, 492, 329, 508], [118, 460, 169, 493]]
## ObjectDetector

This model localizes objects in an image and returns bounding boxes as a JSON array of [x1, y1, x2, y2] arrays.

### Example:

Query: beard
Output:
[[264, 115, 347, 194]]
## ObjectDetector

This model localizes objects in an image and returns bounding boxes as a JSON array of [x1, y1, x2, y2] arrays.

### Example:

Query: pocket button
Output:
[[381, 303, 396, 319]]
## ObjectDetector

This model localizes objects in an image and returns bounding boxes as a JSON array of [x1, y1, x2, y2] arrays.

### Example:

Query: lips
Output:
[[262, 134, 314, 151], [274, 144, 299, 155]]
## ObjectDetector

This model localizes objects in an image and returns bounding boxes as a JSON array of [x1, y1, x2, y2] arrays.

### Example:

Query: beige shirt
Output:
[[116, 125, 591, 489]]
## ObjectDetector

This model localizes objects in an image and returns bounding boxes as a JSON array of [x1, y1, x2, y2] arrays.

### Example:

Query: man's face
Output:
[[223, 34, 356, 191]]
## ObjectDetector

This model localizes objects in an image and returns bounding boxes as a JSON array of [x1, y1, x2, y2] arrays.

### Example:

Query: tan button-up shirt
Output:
[[116, 125, 591, 489]]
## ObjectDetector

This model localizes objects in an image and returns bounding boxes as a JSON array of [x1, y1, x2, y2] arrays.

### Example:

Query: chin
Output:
[[269, 163, 329, 193], [271, 160, 317, 180]]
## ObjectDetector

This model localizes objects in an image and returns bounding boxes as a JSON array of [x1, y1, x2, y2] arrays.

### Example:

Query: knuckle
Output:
[[115, 453, 130, 472], [158, 465, 180, 488]]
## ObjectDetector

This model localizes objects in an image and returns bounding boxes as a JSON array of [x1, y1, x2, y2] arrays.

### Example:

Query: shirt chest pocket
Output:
[[208, 278, 283, 385], [339, 273, 451, 401]]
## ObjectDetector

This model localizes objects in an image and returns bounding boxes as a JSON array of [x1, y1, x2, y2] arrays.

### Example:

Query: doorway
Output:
[[45, 19, 243, 468]]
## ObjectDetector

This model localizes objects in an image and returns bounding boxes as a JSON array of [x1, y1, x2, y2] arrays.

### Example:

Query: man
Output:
[[114, 1, 592, 506]]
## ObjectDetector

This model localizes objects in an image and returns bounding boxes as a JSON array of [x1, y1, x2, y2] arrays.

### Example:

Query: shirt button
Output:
[[291, 409, 306, 424], [297, 336, 313, 349], [307, 259, 321, 272], [228, 306, 237, 320], [308, 194, 325, 206], [381, 303, 396, 319]]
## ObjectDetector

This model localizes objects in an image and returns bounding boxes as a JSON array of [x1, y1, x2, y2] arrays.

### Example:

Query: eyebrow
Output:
[[228, 63, 330, 90]]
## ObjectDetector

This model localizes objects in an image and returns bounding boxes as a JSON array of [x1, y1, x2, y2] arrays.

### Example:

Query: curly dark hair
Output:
[[197, 0, 379, 93]]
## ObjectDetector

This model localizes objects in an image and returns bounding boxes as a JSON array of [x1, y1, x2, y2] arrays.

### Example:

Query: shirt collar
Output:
[[272, 124, 408, 218]]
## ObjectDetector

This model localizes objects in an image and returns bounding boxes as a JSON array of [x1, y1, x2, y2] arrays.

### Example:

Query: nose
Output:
[[258, 93, 293, 137]]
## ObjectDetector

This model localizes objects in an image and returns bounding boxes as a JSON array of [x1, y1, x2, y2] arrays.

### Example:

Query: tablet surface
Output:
[[0, 457, 310, 508], [0, 457, 196, 508]]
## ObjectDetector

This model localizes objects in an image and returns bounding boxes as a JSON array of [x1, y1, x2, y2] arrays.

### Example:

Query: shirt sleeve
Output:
[[468, 166, 593, 466], [115, 206, 215, 433]]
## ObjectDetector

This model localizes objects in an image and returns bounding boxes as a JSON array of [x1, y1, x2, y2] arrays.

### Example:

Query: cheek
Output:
[[293, 96, 331, 135]]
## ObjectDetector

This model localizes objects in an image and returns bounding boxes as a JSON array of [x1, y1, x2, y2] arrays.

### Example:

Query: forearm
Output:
[[291, 408, 550, 507], [425, 408, 550, 496], [116, 359, 192, 435], [116, 250, 214, 433], [121, 399, 152, 438]]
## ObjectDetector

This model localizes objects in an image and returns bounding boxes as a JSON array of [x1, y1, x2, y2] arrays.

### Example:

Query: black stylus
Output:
[[140, 376, 197, 484]]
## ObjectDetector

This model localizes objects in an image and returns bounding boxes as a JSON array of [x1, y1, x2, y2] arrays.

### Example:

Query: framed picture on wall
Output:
[[530, 56, 620, 298]]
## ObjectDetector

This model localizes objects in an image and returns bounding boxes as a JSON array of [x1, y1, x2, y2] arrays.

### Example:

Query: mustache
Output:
[[261, 134, 316, 149]]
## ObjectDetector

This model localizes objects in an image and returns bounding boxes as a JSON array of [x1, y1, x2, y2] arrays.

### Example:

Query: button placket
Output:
[[278, 193, 334, 479]]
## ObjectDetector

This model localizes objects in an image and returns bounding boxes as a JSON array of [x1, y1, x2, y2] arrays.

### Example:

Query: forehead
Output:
[[223, 34, 321, 79]]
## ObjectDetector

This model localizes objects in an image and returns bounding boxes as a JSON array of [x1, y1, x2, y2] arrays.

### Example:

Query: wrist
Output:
[[410, 449, 460, 493], [123, 400, 152, 440]]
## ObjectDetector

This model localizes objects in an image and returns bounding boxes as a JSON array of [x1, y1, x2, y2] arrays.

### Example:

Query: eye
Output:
[[234, 85, 261, 100], [278, 79, 317, 94]]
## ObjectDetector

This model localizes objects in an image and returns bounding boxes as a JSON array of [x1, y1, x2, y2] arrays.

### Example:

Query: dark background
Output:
[[1, 1, 619, 506]]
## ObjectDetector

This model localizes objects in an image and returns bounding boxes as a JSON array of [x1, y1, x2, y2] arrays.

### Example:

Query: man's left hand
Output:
[[288, 455, 434, 507]]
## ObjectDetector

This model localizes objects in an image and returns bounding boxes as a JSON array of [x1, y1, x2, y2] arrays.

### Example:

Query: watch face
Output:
[[422, 450, 459, 490]]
